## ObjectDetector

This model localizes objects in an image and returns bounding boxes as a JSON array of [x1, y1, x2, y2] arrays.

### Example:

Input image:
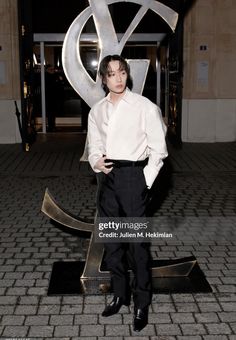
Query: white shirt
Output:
[[87, 88, 168, 188]]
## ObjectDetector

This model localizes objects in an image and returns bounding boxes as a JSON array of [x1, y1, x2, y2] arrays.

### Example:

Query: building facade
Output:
[[0, 0, 236, 144]]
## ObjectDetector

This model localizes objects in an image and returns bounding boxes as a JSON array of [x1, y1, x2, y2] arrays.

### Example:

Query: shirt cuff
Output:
[[88, 155, 102, 173], [143, 162, 163, 189]]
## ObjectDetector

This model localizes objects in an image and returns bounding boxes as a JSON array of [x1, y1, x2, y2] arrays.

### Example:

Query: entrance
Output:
[[33, 33, 169, 134], [18, 0, 184, 146]]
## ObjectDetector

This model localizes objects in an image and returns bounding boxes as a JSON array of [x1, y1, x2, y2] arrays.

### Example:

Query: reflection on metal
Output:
[[42, 189, 196, 285], [62, 0, 178, 107], [41, 188, 109, 281], [152, 258, 195, 277]]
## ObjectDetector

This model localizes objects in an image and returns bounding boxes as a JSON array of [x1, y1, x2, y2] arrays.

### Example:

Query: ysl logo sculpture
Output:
[[62, 0, 178, 107], [42, 1, 186, 292]]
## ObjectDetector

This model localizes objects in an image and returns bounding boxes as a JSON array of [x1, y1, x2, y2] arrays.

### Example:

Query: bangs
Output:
[[106, 60, 127, 75]]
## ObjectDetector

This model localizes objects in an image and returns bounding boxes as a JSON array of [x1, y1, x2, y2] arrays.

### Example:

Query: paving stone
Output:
[[202, 336, 228, 340], [156, 323, 182, 335], [177, 337, 202, 340], [6, 287, 27, 296], [228, 335, 236, 340], [152, 294, 172, 303], [14, 279, 35, 287], [180, 323, 206, 335], [78, 324, 104, 337], [0, 279, 14, 287], [194, 312, 219, 323], [0, 265, 16, 272], [62, 296, 84, 304], [54, 325, 80, 337], [0, 296, 17, 305], [230, 323, 236, 333], [205, 322, 232, 334], [40, 296, 62, 305], [131, 312, 172, 324], [27, 287, 47, 295], [50, 314, 74, 325], [99, 313, 122, 324], [172, 294, 195, 302], [1, 315, 25, 325], [28, 325, 54, 337], [18, 296, 40, 305], [60, 304, 83, 314], [2, 325, 29, 337], [84, 295, 106, 304], [194, 293, 217, 302], [83, 304, 106, 314], [171, 312, 195, 323], [99, 337, 123, 340], [73, 338, 96, 340], [218, 312, 236, 322], [0, 288, 6, 296], [152, 303, 176, 313], [38, 305, 61, 315], [175, 303, 199, 313], [45, 338, 70, 340], [25, 315, 50, 327], [14, 305, 38, 315], [221, 302, 236, 312], [198, 302, 222, 312], [217, 285, 236, 293], [150, 337, 176, 340], [105, 324, 130, 336], [0, 306, 15, 315], [75, 314, 98, 324]]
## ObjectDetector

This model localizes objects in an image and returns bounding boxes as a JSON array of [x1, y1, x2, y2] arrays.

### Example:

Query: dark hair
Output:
[[99, 55, 133, 94]]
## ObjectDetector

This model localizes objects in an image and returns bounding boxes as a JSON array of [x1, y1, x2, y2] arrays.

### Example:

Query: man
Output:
[[87, 55, 168, 332]]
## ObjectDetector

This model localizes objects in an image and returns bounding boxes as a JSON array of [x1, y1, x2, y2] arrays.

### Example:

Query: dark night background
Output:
[[32, 0, 185, 33]]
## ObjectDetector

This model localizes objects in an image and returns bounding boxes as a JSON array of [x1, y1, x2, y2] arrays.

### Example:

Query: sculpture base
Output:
[[48, 259, 212, 295]]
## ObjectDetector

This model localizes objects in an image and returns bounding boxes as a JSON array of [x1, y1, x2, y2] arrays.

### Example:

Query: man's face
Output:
[[104, 60, 127, 95]]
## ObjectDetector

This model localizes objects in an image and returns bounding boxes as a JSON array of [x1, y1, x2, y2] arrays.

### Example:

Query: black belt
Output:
[[105, 158, 148, 168]]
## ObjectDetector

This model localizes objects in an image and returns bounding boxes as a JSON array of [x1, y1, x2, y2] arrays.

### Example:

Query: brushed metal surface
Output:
[[62, 0, 178, 107], [42, 189, 197, 280]]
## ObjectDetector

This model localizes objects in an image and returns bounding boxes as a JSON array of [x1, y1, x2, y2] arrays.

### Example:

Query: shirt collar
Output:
[[106, 88, 135, 105]]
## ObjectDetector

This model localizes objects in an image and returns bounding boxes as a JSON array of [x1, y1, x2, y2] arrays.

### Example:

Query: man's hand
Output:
[[94, 156, 113, 174]]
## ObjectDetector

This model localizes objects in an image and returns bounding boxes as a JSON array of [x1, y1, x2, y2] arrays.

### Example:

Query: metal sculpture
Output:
[[62, 0, 178, 160], [42, 189, 211, 294], [42, 2, 212, 295], [62, 0, 178, 107]]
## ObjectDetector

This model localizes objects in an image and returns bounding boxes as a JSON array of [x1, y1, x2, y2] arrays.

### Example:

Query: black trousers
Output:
[[97, 164, 152, 308]]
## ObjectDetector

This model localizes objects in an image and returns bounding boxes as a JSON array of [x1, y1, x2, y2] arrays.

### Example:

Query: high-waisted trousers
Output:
[[96, 164, 152, 308]]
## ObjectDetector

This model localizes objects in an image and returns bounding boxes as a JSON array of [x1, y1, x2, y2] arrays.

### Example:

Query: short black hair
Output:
[[99, 55, 133, 94]]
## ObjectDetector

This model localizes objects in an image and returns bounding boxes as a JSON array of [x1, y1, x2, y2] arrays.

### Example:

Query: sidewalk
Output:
[[0, 133, 236, 339]]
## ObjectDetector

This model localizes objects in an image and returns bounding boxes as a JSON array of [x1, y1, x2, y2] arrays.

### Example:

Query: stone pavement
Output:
[[0, 133, 236, 340]]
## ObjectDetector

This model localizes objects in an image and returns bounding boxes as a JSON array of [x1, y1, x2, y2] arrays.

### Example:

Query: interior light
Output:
[[91, 60, 98, 67], [33, 53, 38, 65]]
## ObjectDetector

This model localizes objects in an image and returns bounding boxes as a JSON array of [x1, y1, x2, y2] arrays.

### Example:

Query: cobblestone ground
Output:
[[0, 135, 236, 339]]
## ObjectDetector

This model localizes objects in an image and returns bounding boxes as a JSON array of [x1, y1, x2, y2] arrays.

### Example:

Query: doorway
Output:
[[33, 35, 167, 134]]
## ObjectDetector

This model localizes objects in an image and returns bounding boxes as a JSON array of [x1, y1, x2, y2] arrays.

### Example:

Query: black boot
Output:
[[102, 296, 128, 317], [133, 307, 148, 332]]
